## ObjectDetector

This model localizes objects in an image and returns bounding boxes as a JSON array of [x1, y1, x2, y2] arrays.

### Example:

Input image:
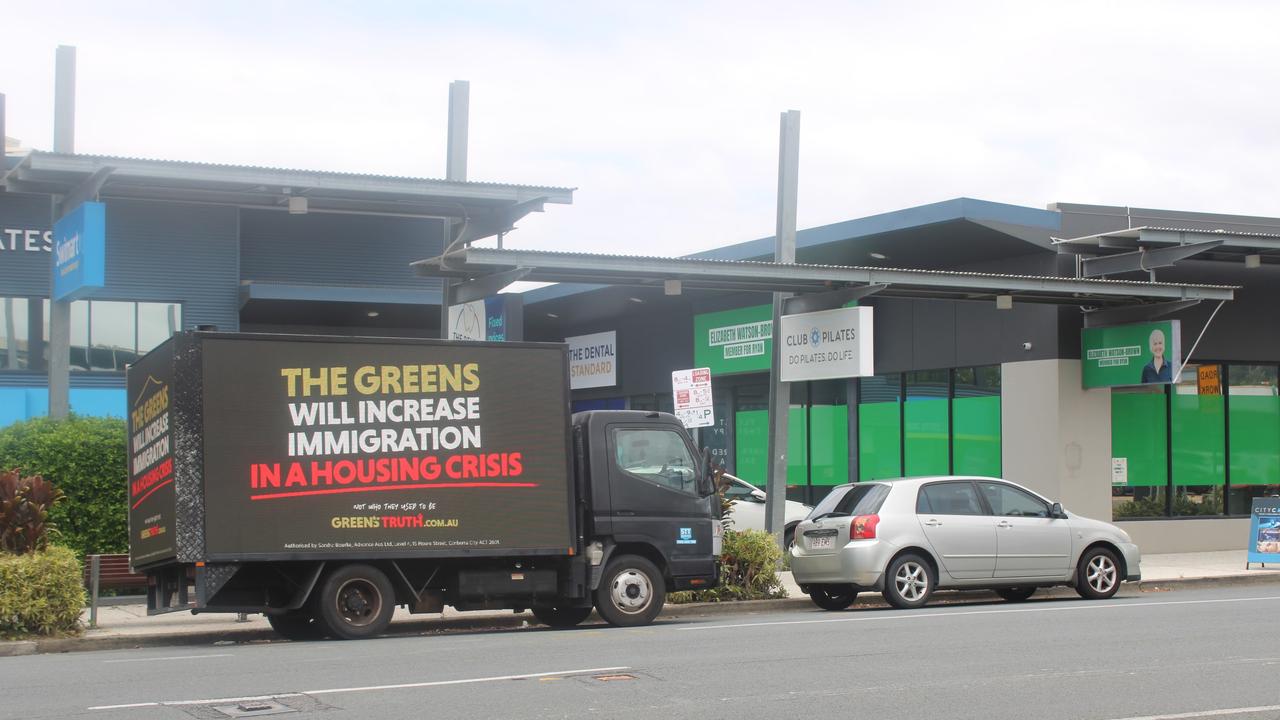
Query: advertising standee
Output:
[[1247, 497, 1280, 567]]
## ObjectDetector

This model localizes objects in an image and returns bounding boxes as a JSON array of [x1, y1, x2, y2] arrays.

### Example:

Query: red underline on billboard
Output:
[[249, 482, 540, 501], [131, 477, 175, 509]]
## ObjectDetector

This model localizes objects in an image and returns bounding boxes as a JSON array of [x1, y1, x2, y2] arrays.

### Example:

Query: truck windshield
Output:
[[615, 428, 698, 494]]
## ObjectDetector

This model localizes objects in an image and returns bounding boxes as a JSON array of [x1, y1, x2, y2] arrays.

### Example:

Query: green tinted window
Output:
[[953, 395, 1001, 476], [1111, 390, 1167, 488]]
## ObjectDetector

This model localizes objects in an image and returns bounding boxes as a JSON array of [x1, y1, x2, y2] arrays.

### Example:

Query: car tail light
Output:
[[851, 514, 879, 540]]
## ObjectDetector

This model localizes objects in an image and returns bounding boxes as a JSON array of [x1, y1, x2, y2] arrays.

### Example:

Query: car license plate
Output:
[[808, 535, 834, 550]]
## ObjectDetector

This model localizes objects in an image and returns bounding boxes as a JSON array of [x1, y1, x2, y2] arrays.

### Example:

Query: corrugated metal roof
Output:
[[19, 150, 576, 194], [1056, 225, 1280, 244]]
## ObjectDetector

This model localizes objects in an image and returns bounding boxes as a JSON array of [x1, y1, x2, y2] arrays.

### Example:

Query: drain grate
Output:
[[212, 700, 298, 717]]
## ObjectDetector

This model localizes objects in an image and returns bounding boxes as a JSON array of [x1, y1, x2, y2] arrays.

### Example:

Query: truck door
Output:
[[606, 424, 713, 574]]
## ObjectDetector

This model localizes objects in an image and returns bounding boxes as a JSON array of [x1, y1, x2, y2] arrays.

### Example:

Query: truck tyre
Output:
[[595, 555, 665, 627], [532, 605, 593, 628], [315, 564, 395, 640], [267, 609, 325, 641]]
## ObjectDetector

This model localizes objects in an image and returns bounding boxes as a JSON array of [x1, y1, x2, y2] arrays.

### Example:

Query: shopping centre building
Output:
[[3, 145, 1277, 553]]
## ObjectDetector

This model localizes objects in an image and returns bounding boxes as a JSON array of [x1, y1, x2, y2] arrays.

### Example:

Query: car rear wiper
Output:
[[808, 511, 851, 522]]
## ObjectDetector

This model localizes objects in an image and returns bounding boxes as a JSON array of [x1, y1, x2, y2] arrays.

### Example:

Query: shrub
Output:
[[0, 416, 128, 556], [0, 545, 85, 636], [669, 529, 787, 603], [0, 469, 65, 554]]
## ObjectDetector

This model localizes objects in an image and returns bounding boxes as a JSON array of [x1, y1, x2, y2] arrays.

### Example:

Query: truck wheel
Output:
[[267, 609, 324, 641], [315, 564, 395, 640], [532, 605, 593, 628], [595, 555, 665, 627]]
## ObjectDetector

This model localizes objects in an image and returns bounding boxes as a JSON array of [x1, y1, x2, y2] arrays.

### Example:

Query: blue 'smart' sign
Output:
[[52, 201, 106, 301]]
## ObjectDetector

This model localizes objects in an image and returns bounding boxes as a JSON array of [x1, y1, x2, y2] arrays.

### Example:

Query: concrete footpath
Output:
[[3, 550, 1277, 657]]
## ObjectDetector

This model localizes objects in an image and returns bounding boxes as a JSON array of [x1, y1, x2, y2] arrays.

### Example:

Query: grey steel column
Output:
[[764, 110, 800, 549], [49, 46, 76, 419], [438, 80, 469, 339]]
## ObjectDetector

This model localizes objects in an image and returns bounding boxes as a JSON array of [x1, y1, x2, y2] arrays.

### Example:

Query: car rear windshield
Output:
[[808, 483, 890, 519]]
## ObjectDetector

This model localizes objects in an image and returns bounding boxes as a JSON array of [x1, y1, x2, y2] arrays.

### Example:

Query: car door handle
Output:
[[924, 519, 943, 527]]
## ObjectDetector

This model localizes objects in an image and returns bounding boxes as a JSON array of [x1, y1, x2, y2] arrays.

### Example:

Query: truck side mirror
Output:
[[699, 447, 717, 498]]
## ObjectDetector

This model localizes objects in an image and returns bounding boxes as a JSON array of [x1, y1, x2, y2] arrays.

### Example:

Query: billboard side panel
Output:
[[127, 338, 178, 568], [199, 337, 574, 558]]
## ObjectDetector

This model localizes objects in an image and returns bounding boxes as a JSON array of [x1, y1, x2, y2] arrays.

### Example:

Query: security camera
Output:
[[1022, 342, 1033, 351]]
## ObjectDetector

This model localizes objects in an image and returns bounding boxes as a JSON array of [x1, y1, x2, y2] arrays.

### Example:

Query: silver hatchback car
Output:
[[789, 476, 1141, 610]]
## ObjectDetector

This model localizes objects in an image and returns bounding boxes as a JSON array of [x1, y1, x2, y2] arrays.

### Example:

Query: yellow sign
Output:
[[1198, 364, 1221, 396]]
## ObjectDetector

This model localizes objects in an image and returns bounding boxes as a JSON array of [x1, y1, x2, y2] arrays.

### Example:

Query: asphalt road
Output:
[[5, 584, 1280, 720]]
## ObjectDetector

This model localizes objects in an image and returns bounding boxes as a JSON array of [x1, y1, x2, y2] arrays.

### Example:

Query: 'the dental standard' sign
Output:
[[778, 306, 874, 382]]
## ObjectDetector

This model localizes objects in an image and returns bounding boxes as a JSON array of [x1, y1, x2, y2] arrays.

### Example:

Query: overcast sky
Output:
[[3, 1, 1277, 257]]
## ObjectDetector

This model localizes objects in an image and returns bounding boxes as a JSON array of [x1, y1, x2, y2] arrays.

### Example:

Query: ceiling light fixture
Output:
[[869, 252, 887, 260], [366, 310, 379, 318], [547, 313, 559, 319], [628, 297, 644, 303]]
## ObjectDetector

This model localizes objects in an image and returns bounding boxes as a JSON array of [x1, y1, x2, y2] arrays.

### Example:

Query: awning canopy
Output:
[[3, 151, 574, 241], [1055, 226, 1280, 267], [413, 247, 1236, 308]]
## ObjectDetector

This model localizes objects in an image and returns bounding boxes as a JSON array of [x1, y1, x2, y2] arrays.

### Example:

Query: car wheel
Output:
[[1075, 546, 1121, 600], [532, 605, 593, 628], [315, 564, 396, 640], [882, 553, 934, 609], [267, 608, 325, 641], [595, 554, 665, 627], [808, 587, 857, 611], [995, 587, 1036, 603]]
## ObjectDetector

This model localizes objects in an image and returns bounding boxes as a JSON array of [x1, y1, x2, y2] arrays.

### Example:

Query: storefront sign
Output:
[[778, 306, 874, 382], [672, 367, 714, 428], [52, 201, 106, 302], [693, 304, 772, 376], [1, 227, 52, 253], [566, 331, 617, 389], [448, 296, 511, 342], [1081, 320, 1181, 389], [1247, 497, 1280, 566]]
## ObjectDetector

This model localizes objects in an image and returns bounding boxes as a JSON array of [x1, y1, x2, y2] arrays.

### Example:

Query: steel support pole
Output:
[[89, 554, 100, 629], [49, 46, 76, 419], [764, 110, 800, 550], [438, 80, 469, 339]]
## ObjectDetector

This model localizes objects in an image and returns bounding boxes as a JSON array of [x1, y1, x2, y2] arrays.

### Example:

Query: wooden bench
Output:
[[83, 553, 148, 594]]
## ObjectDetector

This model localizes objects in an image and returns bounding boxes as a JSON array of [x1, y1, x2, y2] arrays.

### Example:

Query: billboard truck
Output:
[[127, 331, 721, 640]]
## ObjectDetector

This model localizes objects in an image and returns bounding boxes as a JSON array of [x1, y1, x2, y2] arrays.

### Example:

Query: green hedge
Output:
[[0, 546, 85, 636], [0, 416, 128, 556], [669, 529, 787, 603]]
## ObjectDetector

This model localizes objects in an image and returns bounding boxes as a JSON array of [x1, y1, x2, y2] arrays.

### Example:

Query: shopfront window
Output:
[[905, 369, 949, 477], [1228, 365, 1280, 515], [808, 380, 849, 495], [1112, 361, 1280, 520], [953, 366, 1001, 476], [1172, 365, 1225, 516], [858, 373, 902, 481], [0, 298, 33, 370], [37, 299, 182, 373]]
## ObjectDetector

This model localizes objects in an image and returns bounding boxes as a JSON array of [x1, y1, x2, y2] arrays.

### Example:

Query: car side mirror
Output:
[[750, 489, 767, 503], [1050, 502, 1067, 519]]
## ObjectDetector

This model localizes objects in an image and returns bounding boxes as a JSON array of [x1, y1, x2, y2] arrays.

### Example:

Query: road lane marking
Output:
[[87, 665, 630, 710], [678, 594, 1280, 631], [1105, 704, 1280, 719], [103, 654, 233, 664]]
